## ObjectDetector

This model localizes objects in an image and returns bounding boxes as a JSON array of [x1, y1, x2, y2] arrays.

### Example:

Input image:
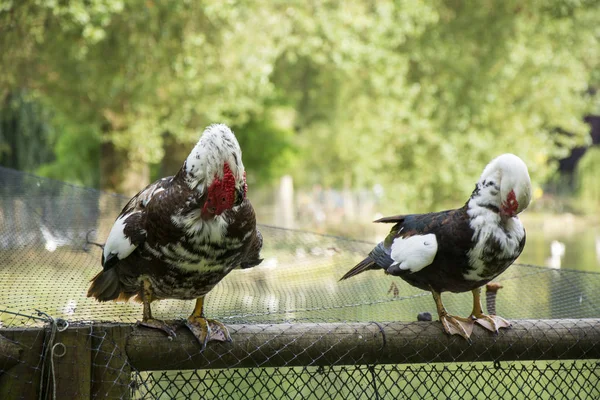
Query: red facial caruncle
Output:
[[202, 163, 237, 218], [501, 189, 519, 217]]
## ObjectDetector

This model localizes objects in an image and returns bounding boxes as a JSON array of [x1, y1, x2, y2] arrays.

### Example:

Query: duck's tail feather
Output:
[[339, 257, 378, 281], [87, 268, 123, 302]]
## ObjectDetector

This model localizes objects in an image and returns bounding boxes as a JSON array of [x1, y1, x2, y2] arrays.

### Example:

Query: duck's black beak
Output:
[[234, 187, 245, 206]]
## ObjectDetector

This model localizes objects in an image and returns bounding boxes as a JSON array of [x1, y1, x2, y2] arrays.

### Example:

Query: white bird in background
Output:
[[62, 299, 78, 315], [40, 222, 71, 252], [546, 240, 566, 269]]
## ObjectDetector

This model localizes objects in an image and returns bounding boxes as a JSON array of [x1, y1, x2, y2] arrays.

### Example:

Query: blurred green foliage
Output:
[[1, 0, 599, 209], [0, 92, 55, 171]]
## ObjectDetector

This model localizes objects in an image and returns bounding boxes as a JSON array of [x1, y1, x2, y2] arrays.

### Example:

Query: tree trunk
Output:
[[159, 133, 192, 178], [100, 141, 149, 196]]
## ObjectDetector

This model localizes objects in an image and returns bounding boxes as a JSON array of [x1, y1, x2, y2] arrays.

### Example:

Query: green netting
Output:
[[1, 166, 599, 399]]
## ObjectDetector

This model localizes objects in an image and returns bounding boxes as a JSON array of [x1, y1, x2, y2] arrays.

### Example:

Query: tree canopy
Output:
[[1, 0, 598, 210]]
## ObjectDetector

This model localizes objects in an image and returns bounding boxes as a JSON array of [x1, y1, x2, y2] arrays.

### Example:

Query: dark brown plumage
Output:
[[88, 124, 262, 347], [341, 154, 532, 339], [342, 207, 520, 293]]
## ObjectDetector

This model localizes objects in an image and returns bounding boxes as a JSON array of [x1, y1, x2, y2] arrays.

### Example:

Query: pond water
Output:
[[517, 213, 600, 273]]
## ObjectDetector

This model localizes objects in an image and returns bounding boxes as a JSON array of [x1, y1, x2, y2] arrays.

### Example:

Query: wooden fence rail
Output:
[[1, 319, 599, 399]]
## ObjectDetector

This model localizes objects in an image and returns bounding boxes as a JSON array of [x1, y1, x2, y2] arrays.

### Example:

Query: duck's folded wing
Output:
[[101, 179, 171, 270]]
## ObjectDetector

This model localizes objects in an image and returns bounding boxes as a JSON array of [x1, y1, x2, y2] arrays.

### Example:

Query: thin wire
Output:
[[1, 309, 48, 322], [36, 310, 68, 400], [369, 365, 380, 400]]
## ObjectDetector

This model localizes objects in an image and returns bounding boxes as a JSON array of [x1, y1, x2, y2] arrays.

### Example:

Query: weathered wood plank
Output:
[[0, 328, 45, 400], [90, 324, 132, 399], [125, 319, 600, 371], [0, 334, 22, 373], [49, 327, 92, 399]]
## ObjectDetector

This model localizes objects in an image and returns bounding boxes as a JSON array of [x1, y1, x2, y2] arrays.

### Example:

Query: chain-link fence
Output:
[[1, 166, 599, 399]]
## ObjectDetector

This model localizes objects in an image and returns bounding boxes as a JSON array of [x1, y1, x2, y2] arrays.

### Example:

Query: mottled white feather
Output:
[[465, 216, 524, 281], [465, 153, 531, 280], [184, 124, 245, 191], [103, 214, 140, 261], [142, 187, 164, 207], [478, 153, 532, 214], [170, 211, 230, 243], [390, 234, 438, 273]]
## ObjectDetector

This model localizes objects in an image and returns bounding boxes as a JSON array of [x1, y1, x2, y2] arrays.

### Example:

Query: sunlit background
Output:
[[1, 1, 599, 270]]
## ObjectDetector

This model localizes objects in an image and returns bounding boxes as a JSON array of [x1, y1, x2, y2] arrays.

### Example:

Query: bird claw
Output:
[[474, 314, 511, 333], [440, 315, 474, 341], [185, 316, 232, 350], [207, 320, 232, 343], [137, 318, 177, 339]]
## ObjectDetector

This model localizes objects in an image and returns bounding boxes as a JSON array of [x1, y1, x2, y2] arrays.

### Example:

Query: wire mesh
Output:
[[1, 166, 599, 399], [132, 361, 600, 400]]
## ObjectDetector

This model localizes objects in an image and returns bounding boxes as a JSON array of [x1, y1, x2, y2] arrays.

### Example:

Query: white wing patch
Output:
[[103, 213, 140, 261], [390, 234, 438, 273]]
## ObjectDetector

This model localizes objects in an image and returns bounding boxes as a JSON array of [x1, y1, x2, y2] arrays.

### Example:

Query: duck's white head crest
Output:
[[473, 153, 532, 218], [183, 124, 247, 218]]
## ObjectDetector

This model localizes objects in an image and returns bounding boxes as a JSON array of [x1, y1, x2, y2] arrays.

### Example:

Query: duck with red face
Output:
[[340, 154, 532, 340], [201, 164, 246, 219], [88, 124, 263, 348]]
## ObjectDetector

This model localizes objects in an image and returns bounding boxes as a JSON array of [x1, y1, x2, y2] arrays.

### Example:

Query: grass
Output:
[[132, 361, 600, 399]]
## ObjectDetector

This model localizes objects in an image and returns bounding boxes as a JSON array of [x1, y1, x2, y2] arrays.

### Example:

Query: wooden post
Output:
[[0, 334, 22, 373], [0, 327, 45, 400], [90, 324, 132, 399], [49, 326, 92, 399], [276, 175, 295, 229]]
